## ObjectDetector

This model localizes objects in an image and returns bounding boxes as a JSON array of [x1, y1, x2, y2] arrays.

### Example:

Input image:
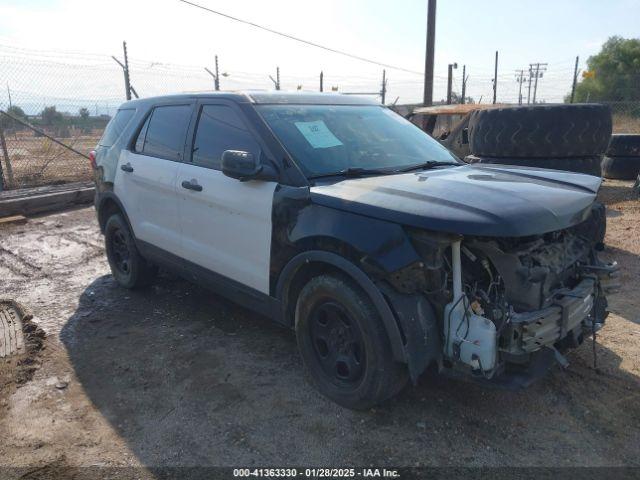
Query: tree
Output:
[[0, 105, 27, 130], [40, 105, 63, 125], [570, 36, 640, 102], [78, 107, 90, 120]]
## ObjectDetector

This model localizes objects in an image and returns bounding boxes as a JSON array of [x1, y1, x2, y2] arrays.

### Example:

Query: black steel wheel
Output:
[[104, 214, 157, 289], [309, 301, 366, 386], [110, 228, 131, 276], [295, 274, 408, 410]]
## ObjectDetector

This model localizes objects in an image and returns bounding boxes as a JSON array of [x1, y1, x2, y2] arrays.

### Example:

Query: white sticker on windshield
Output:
[[294, 120, 343, 149]]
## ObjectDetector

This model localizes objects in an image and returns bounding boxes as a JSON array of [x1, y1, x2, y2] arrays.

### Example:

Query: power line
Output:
[[176, 0, 424, 76]]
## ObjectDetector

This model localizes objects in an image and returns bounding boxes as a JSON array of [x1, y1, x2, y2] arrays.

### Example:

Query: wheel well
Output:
[[279, 255, 407, 363], [98, 198, 123, 233], [283, 261, 350, 328]]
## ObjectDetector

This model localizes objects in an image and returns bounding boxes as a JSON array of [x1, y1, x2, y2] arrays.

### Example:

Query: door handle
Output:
[[120, 163, 134, 173], [181, 180, 203, 192]]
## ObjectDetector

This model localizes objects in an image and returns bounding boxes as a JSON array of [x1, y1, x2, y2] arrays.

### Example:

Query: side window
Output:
[[99, 109, 135, 147], [134, 114, 151, 153], [192, 105, 260, 170], [137, 104, 192, 161]]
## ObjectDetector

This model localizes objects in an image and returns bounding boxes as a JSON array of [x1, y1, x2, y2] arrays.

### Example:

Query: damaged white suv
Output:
[[92, 92, 619, 409]]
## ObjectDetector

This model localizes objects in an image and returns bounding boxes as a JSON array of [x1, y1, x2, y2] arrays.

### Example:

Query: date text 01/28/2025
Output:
[[233, 468, 401, 478]]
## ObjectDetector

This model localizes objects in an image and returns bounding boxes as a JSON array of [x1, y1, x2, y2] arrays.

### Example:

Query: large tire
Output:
[[606, 134, 640, 157], [295, 274, 408, 410], [468, 104, 612, 158], [104, 214, 157, 289], [601, 156, 640, 180], [465, 154, 602, 177]]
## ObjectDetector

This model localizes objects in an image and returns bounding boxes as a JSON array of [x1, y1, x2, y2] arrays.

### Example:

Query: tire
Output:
[[295, 274, 408, 410], [468, 104, 612, 158], [601, 155, 640, 180], [465, 154, 602, 177], [606, 134, 640, 157], [104, 214, 157, 289]]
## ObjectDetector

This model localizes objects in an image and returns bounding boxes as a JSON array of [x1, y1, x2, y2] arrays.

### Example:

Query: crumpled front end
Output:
[[388, 218, 619, 386]]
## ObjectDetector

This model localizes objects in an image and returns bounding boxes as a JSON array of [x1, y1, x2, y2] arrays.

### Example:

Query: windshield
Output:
[[256, 105, 458, 177]]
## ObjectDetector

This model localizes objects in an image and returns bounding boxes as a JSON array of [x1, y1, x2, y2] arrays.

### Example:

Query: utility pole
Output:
[[446, 63, 457, 104], [527, 67, 533, 104], [269, 67, 281, 90], [570, 56, 579, 103], [529, 62, 548, 104], [461, 65, 467, 104], [320, 71, 324, 92], [515, 69, 526, 105], [423, 0, 437, 106], [492, 50, 498, 104], [112, 41, 138, 100], [380, 70, 387, 104]]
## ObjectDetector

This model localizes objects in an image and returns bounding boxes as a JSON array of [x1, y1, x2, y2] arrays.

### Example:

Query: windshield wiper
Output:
[[309, 167, 394, 180], [396, 161, 461, 173]]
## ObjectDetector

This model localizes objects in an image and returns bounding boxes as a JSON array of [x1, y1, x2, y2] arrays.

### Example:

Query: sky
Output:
[[0, 0, 639, 113]]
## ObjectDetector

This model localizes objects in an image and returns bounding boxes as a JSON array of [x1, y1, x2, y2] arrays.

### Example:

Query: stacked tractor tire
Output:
[[465, 104, 612, 177], [464, 103, 613, 244], [601, 134, 640, 180]]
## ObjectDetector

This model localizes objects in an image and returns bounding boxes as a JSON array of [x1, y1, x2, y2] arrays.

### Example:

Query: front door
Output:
[[177, 103, 277, 294]]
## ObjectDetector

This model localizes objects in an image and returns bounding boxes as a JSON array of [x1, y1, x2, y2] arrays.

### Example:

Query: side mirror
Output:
[[221, 150, 277, 182], [222, 150, 260, 180]]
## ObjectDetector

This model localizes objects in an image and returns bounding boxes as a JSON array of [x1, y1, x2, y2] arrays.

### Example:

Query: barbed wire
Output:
[[0, 42, 638, 191]]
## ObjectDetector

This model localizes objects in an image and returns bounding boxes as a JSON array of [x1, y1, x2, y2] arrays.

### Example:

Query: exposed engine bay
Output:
[[388, 213, 620, 383]]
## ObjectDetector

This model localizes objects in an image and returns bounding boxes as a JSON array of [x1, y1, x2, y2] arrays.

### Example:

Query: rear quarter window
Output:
[[98, 109, 136, 147]]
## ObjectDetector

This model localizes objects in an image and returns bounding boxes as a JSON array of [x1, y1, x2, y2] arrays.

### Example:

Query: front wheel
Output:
[[295, 274, 408, 410], [104, 213, 157, 289]]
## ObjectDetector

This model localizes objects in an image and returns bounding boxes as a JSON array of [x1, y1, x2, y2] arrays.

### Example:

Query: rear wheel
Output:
[[104, 214, 157, 289], [295, 274, 408, 410]]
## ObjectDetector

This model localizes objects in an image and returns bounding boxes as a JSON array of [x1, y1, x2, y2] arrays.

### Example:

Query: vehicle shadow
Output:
[[601, 245, 640, 324], [598, 180, 637, 207], [61, 272, 640, 468]]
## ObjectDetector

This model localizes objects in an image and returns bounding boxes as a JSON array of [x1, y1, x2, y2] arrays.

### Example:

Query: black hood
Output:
[[310, 164, 601, 237]]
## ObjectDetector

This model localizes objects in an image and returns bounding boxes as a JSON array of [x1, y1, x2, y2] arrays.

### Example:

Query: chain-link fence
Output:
[[0, 43, 638, 191]]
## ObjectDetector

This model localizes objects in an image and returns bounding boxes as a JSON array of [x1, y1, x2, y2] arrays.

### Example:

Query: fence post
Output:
[[0, 125, 14, 190]]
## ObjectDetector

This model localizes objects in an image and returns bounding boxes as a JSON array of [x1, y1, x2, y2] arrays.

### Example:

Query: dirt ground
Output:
[[0, 180, 639, 472]]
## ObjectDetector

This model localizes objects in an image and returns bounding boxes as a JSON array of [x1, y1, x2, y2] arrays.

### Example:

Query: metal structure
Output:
[[515, 69, 526, 105], [529, 62, 548, 104], [269, 67, 281, 90], [111, 41, 138, 101]]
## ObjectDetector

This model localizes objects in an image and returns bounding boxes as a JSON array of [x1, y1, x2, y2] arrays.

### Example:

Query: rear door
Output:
[[114, 102, 193, 257], [176, 102, 277, 294]]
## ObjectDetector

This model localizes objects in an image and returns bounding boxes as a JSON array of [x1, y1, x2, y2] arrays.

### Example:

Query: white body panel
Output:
[[176, 162, 277, 294], [114, 150, 182, 256]]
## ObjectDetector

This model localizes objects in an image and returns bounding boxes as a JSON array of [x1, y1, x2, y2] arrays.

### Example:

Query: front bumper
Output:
[[506, 278, 597, 355]]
